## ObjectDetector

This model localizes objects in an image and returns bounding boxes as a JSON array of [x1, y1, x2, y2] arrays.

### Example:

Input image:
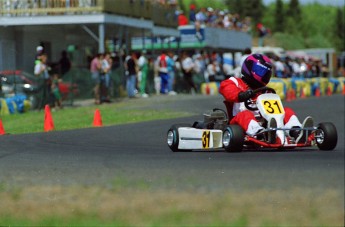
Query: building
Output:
[[0, 0, 251, 72]]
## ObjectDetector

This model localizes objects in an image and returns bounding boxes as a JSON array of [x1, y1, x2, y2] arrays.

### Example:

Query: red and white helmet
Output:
[[241, 54, 273, 89]]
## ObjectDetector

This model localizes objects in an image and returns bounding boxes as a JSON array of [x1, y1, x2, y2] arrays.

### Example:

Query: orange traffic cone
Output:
[[0, 119, 6, 135], [342, 84, 345, 95], [291, 88, 296, 100], [93, 109, 103, 127], [286, 89, 292, 102], [326, 86, 332, 96], [205, 84, 210, 95], [44, 105, 54, 132], [300, 87, 306, 98], [315, 88, 321, 97]]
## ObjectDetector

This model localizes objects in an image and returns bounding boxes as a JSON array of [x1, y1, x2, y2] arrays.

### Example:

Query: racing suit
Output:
[[219, 77, 302, 135]]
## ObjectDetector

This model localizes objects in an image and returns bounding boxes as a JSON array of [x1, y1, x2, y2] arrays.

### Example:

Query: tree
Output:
[[274, 0, 285, 32], [226, 0, 264, 28], [334, 8, 345, 51], [287, 0, 301, 20]]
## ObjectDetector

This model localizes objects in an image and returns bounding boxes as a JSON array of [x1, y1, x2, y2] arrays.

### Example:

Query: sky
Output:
[[262, 0, 344, 6]]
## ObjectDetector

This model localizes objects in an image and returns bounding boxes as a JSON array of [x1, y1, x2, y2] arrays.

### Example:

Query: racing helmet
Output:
[[241, 54, 273, 89]]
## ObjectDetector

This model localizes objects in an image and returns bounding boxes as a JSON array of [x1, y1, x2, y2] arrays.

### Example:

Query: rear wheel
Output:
[[223, 125, 244, 152], [315, 122, 337, 150], [167, 124, 192, 152]]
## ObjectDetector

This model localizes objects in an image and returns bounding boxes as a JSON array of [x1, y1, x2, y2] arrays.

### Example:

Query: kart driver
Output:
[[219, 53, 313, 143]]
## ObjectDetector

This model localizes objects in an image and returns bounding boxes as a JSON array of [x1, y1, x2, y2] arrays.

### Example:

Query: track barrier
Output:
[[199, 77, 344, 100]]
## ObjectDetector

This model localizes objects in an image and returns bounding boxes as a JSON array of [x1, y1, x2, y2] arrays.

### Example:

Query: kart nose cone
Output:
[[167, 131, 174, 146]]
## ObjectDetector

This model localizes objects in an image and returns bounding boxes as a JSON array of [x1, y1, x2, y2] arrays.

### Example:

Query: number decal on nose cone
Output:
[[262, 100, 285, 114], [202, 130, 210, 148]]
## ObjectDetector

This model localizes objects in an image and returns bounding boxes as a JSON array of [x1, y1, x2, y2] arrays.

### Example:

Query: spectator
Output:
[[321, 64, 329, 78], [189, 4, 196, 24], [126, 52, 138, 98], [58, 50, 71, 77], [193, 53, 206, 82], [284, 57, 293, 78], [181, 51, 197, 94], [195, 7, 207, 24], [207, 60, 221, 82], [138, 50, 149, 98], [51, 73, 62, 109], [177, 10, 188, 26], [100, 53, 112, 103], [257, 23, 269, 47], [34, 53, 51, 109], [35, 45, 44, 62], [274, 57, 285, 78], [167, 50, 177, 95], [90, 53, 103, 104], [291, 59, 301, 78], [157, 50, 169, 94], [206, 7, 217, 26]]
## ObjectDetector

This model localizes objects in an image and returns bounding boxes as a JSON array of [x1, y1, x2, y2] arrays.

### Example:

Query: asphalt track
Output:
[[0, 94, 344, 194]]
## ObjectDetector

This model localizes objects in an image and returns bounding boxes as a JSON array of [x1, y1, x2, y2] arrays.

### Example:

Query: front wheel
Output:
[[315, 122, 337, 150], [223, 125, 244, 152], [167, 124, 192, 152]]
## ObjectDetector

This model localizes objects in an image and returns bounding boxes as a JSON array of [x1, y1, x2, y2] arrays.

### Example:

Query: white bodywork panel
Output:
[[256, 93, 286, 144], [178, 128, 223, 150]]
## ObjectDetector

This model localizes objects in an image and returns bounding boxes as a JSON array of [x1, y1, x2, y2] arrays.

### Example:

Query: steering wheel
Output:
[[244, 87, 276, 111]]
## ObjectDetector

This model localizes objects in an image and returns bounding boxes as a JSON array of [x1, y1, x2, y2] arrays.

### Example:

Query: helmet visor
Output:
[[252, 62, 270, 77]]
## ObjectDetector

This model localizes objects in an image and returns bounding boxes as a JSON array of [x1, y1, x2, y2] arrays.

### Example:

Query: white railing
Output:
[[0, 0, 103, 16]]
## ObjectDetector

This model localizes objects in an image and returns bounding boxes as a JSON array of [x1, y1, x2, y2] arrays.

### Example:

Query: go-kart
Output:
[[167, 87, 338, 152]]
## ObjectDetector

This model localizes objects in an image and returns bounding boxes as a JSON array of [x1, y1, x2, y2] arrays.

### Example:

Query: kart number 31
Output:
[[202, 130, 210, 148], [262, 100, 285, 115]]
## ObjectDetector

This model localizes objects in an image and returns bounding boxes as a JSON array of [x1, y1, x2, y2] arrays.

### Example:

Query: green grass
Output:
[[0, 186, 343, 227], [0, 100, 192, 135]]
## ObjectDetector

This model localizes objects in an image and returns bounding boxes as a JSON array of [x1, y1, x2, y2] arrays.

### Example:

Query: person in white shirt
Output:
[[138, 51, 149, 97], [181, 51, 197, 94], [274, 57, 285, 78], [34, 53, 51, 109]]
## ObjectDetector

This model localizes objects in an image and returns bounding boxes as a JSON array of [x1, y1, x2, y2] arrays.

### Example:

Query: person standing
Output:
[[90, 53, 103, 104], [100, 53, 112, 102], [167, 50, 176, 95], [34, 53, 51, 109], [157, 51, 169, 94], [181, 51, 197, 94], [51, 73, 62, 109], [126, 52, 138, 98], [138, 51, 149, 98], [58, 50, 71, 77]]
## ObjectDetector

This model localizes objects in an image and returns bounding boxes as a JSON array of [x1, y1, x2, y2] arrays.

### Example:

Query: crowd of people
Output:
[[176, 4, 252, 34], [86, 48, 337, 103], [271, 55, 331, 79], [33, 44, 336, 108]]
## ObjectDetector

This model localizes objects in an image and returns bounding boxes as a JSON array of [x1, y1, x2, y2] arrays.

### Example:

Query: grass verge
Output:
[[0, 185, 343, 227], [1, 99, 192, 135]]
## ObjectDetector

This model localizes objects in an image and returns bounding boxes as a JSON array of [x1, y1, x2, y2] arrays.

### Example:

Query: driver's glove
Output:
[[238, 89, 254, 102]]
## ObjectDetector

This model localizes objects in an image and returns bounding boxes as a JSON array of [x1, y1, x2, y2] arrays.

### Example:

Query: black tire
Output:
[[223, 125, 245, 152], [315, 122, 337, 151], [167, 124, 192, 152]]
